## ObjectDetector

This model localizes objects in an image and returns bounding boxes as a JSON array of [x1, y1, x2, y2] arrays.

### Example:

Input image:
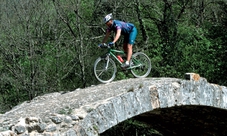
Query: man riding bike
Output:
[[99, 13, 138, 68]]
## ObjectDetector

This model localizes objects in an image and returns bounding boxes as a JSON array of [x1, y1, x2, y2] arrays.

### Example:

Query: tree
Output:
[[1, 0, 227, 113]]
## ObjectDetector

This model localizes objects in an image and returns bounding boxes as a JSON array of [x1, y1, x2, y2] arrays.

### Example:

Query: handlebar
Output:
[[98, 43, 114, 48]]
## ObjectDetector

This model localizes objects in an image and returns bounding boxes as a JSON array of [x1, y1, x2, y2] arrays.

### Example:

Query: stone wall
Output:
[[0, 73, 226, 136]]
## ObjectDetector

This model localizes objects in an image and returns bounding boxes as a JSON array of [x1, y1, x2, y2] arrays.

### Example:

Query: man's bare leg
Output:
[[123, 43, 132, 65], [126, 44, 132, 62]]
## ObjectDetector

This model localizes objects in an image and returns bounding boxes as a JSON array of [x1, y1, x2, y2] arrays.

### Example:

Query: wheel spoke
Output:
[[94, 57, 117, 83], [130, 52, 151, 78]]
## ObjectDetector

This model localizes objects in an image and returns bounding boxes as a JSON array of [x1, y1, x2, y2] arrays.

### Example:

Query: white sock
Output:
[[125, 61, 129, 65]]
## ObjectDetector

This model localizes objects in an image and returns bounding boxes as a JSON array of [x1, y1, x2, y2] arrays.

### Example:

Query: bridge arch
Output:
[[74, 73, 227, 136], [1, 73, 227, 136]]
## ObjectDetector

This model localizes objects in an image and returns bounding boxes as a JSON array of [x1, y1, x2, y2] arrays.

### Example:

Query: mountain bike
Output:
[[93, 43, 151, 83]]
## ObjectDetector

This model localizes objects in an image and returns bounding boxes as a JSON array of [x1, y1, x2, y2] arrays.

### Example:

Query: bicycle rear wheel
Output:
[[94, 57, 117, 83], [130, 52, 151, 78]]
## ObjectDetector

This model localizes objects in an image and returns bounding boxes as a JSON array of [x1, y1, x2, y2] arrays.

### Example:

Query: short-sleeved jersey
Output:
[[107, 20, 135, 35]]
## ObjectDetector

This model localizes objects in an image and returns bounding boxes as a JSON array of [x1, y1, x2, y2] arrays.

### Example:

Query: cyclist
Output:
[[99, 13, 138, 68]]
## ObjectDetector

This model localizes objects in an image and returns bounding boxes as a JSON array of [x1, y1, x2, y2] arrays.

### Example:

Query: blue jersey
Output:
[[107, 20, 135, 35]]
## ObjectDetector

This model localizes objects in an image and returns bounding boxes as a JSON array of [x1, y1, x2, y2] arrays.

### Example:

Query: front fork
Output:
[[102, 53, 110, 70]]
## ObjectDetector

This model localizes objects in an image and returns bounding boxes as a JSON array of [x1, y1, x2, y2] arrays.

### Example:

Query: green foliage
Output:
[[203, 24, 227, 85], [171, 25, 212, 77], [58, 106, 73, 115], [116, 71, 127, 80], [0, 0, 227, 113]]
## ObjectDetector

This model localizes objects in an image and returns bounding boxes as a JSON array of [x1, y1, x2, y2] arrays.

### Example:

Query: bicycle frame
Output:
[[103, 48, 125, 64], [101, 47, 142, 70]]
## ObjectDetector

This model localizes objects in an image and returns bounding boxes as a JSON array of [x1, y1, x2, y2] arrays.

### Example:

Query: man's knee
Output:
[[127, 44, 133, 49]]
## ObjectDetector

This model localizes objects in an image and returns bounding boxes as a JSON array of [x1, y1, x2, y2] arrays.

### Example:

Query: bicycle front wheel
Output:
[[130, 52, 151, 78], [94, 57, 117, 83]]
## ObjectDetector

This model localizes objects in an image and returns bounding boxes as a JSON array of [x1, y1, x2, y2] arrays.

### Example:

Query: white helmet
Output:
[[103, 13, 113, 24]]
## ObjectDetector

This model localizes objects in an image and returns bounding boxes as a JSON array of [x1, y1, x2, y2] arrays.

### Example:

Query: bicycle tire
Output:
[[130, 52, 151, 78], [93, 57, 117, 83]]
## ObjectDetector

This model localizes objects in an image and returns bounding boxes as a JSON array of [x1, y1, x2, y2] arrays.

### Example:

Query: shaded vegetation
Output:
[[101, 119, 163, 136]]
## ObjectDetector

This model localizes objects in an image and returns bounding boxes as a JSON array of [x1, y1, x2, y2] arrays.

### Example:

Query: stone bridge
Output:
[[0, 73, 227, 136]]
